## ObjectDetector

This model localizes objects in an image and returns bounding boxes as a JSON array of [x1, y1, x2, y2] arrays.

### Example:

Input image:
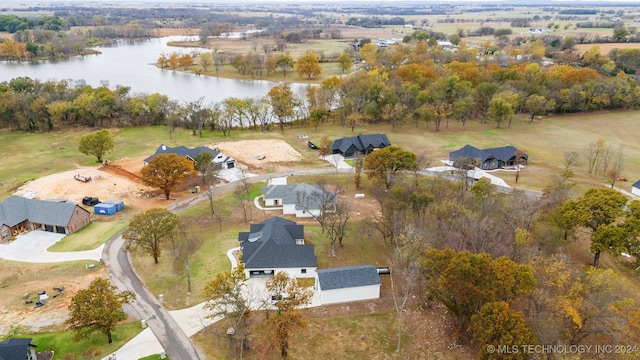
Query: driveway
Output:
[[0, 230, 103, 263]]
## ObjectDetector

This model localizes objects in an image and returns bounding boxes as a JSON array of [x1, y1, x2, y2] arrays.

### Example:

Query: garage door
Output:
[[56, 226, 66, 234], [44, 225, 54, 232]]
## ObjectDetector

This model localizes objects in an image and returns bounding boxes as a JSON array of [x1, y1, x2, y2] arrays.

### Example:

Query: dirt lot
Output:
[[211, 139, 302, 169], [574, 42, 640, 55], [13, 139, 303, 212]]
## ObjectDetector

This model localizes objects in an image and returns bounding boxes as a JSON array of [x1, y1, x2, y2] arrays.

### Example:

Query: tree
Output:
[[265, 272, 313, 359], [172, 222, 203, 293], [470, 301, 534, 360], [123, 208, 180, 264], [276, 54, 294, 78], [65, 277, 135, 344], [487, 92, 518, 128], [295, 52, 322, 79], [363, 145, 417, 189], [267, 84, 296, 132], [141, 153, 195, 200], [524, 94, 555, 123], [605, 144, 624, 189], [234, 171, 253, 223], [78, 129, 114, 163], [336, 52, 353, 73], [559, 188, 628, 267], [324, 202, 351, 257], [203, 265, 253, 359], [420, 248, 536, 332]]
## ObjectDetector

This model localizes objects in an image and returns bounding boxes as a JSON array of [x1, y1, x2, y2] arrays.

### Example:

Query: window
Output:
[[1, 231, 7, 239], [301, 269, 307, 274]]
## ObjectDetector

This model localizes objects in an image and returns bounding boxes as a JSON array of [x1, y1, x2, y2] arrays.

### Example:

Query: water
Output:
[[0, 36, 308, 104]]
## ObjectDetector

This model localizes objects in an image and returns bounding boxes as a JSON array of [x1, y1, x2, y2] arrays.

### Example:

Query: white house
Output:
[[145, 144, 236, 170], [315, 265, 382, 305], [632, 180, 640, 197], [262, 183, 336, 218], [238, 217, 317, 279]]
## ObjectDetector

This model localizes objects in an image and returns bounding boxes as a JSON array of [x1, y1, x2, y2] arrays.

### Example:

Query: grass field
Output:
[[48, 221, 128, 252], [25, 322, 142, 359]]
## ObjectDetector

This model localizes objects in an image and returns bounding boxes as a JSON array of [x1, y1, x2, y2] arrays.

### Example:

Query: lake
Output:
[[0, 36, 309, 104]]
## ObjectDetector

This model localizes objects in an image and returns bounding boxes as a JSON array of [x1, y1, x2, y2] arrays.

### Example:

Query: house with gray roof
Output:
[[315, 265, 381, 305], [331, 133, 391, 158], [448, 144, 528, 170], [145, 144, 236, 170], [262, 183, 337, 218], [0, 337, 38, 360], [238, 216, 317, 279], [0, 196, 91, 243]]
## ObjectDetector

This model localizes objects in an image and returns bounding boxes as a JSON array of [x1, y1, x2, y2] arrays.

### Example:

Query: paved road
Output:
[[101, 167, 349, 359], [104, 233, 205, 360]]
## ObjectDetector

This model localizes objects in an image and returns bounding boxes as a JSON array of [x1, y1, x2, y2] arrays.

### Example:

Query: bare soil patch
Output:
[[13, 156, 172, 211], [211, 139, 302, 170], [574, 42, 640, 55], [0, 264, 106, 335]]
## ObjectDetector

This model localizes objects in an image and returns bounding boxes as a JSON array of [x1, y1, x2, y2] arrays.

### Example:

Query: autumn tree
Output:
[[295, 52, 322, 79], [363, 145, 417, 189], [336, 52, 353, 73], [203, 265, 253, 359], [318, 136, 331, 157], [559, 188, 628, 267], [420, 248, 536, 332], [78, 129, 114, 163], [65, 277, 135, 344], [123, 208, 180, 264], [141, 153, 195, 200], [470, 301, 535, 360], [265, 272, 313, 359], [267, 84, 297, 132]]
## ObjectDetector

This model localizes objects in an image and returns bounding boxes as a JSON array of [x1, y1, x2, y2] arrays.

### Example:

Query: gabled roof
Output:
[[239, 217, 316, 269], [449, 145, 527, 162], [331, 134, 390, 154], [262, 184, 336, 211], [0, 196, 84, 228], [0, 338, 35, 360], [144, 144, 232, 164], [316, 265, 381, 290]]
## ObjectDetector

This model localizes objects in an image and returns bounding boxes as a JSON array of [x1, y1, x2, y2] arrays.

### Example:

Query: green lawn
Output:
[[23, 322, 142, 359], [48, 221, 127, 252]]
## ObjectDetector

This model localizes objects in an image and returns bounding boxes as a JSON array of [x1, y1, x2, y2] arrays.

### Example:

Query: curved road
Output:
[[102, 168, 349, 359]]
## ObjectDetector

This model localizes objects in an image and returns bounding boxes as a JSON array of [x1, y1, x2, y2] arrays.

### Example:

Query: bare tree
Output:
[[171, 222, 204, 293], [389, 234, 421, 353], [585, 140, 605, 174], [234, 171, 253, 223], [606, 144, 624, 189], [295, 179, 337, 234], [325, 203, 352, 257], [563, 151, 580, 178], [453, 156, 475, 193]]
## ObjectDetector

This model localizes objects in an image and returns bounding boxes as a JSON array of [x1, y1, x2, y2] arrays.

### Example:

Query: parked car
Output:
[[308, 141, 319, 150]]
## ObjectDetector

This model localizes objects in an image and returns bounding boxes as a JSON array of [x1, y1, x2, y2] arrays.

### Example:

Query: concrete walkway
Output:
[[320, 154, 352, 169]]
